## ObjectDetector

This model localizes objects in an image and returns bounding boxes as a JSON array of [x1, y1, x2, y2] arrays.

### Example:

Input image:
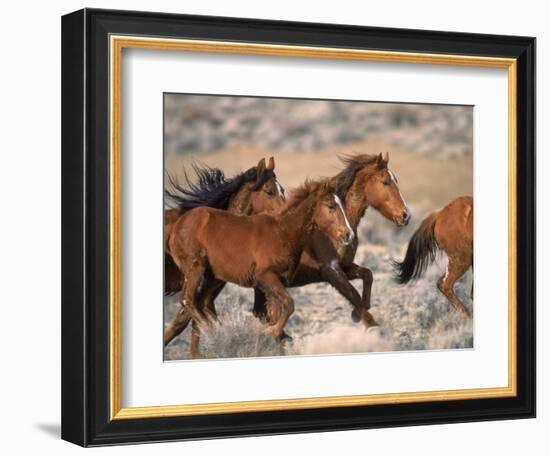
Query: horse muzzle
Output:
[[339, 230, 355, 246], [395, 208, 411, 226]]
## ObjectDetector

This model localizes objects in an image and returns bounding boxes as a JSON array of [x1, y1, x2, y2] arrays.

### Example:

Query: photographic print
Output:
[[163, 94, 474, 361], [62, 11, 535, 445]]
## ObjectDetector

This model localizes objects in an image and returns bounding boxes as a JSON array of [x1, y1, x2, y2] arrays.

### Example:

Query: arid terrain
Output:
[[163, 95, 473, 361]]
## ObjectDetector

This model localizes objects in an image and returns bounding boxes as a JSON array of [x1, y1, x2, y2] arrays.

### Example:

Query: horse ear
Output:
[[376, 152, 388, 169], [383, 151, 389, 164], [267, 156, 275, 170], [256, 158, 266, 179]]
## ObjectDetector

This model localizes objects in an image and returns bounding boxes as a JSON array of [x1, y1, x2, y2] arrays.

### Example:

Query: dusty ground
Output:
[[164, 137, 473, 361]]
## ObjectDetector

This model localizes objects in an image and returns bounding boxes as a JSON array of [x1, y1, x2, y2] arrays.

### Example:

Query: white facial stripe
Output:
[[388, 169, 408, 209], [333, 194, 354, 242], [275, 180, 285, 200]]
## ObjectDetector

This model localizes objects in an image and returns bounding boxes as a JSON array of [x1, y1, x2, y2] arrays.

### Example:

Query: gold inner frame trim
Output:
[[109, 35, 517, 421]]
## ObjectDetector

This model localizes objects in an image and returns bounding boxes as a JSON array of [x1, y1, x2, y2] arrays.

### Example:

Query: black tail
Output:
[[165, 162, 259, 212], [393, 213, 439, 284]]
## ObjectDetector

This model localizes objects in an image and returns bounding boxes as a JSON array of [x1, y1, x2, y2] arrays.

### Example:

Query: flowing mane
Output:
[[165, 163, 275, 213], [278, 153, 381, 216], [279, 178, 333, 216], [332, 153, 382, 198]]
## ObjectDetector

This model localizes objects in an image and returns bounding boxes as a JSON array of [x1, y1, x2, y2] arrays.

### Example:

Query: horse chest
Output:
[[330, 236, 358, 266]]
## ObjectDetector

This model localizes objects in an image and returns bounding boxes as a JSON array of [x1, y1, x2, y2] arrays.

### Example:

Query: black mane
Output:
[[165, 162, 275, 212]]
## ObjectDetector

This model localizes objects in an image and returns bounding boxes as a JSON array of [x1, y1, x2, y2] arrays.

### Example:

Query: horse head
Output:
[[312, 181, 355, 247], [249, 156, 286, 214], [344, 152, 411, 226]]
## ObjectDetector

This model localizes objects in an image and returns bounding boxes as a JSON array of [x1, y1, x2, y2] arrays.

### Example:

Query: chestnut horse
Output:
[[168, 180, 354, 357], [253, 152, 411, 328], [393, 196, 473, 316], [164, 157, 286, 295]]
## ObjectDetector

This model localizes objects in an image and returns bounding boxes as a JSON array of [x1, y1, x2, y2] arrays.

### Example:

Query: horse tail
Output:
[[393, 212, 439, 284]]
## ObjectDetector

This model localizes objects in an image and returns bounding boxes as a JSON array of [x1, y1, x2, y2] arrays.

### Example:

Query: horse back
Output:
[[434, 196, 473, 256], [194, 209, 283, 285]]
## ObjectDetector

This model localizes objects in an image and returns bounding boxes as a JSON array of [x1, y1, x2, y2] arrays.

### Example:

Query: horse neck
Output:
[[227, 183, 254, 215], [343, 182, 369, 229], [278, 195, 317, 248]]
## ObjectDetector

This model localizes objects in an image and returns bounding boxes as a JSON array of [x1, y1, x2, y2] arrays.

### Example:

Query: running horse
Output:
[[253, 152, 411, 328], [168, 179, 354, 357], [393, 196, 473, 316], [164, 157, 286, 295]]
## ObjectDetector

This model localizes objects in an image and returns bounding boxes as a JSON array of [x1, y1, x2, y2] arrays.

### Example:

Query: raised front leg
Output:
[[344, 263, 374, 309], [319, 262, 377, 328]]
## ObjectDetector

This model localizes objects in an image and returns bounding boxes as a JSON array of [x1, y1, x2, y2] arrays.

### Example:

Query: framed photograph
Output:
[[61, 8, 535, 446]]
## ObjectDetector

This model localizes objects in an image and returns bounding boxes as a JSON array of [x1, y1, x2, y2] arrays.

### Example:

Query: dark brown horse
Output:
[[393, 196, 473, 316], [168, 180, 354, 356], [253, 152, 411, 328], [164, 157, 286, 295]]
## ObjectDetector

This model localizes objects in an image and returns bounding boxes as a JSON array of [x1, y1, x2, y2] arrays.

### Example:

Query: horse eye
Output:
[[382, 180, 390, 186], [328, 203, 336, 210], [265, 189, 275, 197]]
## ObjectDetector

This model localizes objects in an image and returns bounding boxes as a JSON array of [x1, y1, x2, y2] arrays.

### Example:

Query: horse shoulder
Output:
[[171, 207, 210, 245], [306, 229, 339, 265]]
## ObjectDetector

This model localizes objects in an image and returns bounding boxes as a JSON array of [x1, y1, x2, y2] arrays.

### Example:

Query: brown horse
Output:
[[393, 196, 473, 316], [164, 157, 286, 295], [253, 152, 411, 328], [168, 180, 354, 356]]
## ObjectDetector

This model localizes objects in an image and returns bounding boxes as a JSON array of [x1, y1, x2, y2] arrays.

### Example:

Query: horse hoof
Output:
[[351, 309, 361, 323], [276, 331, 293, 343]]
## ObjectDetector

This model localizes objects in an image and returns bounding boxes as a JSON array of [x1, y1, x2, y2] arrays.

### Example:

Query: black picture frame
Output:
[[62, 8, 535, 447]]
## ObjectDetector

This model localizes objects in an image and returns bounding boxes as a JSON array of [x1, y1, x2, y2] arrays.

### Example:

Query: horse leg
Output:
[[344, 263, 378, 328], [163, 275, 223, 347], [253, 264, 323, 324], [164, 253, 183, 295], [164, 307, 192, 346], [253, 287, 294, 341], [186, 274, 227, 359], [175, 260, 209, 358], [345, 263, 374, 309], [437, 255, 471, 317], [200, 278, 226, 324], [252, 288, 268, 321], [320, 262, 378, 328], [257, 272, 294, 341], [190, 319, 201, 359]]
